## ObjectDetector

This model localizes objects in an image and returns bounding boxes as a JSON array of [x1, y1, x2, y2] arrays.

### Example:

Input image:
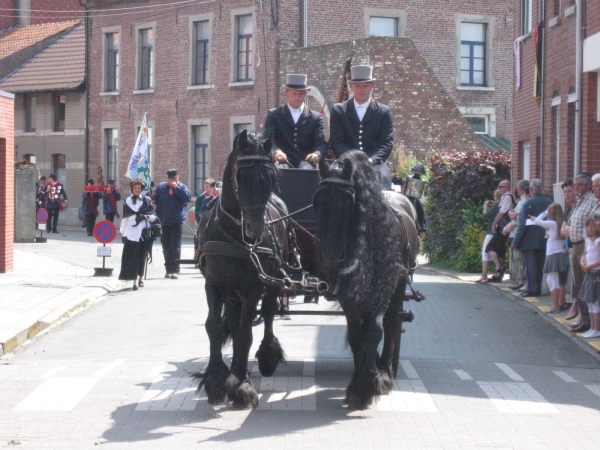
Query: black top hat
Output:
[[348, 65, 376, 83], [282, 74, 311, 91]]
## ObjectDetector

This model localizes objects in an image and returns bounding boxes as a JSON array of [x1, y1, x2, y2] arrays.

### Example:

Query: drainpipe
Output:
[[301, 0, 308, 47], [539, 0, 546, 182], [574, 0, 583, 175], [79, 0, 90, 183]]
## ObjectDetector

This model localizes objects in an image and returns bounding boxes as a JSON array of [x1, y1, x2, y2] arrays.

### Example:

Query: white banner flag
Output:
[[125, 113, 151, 188]]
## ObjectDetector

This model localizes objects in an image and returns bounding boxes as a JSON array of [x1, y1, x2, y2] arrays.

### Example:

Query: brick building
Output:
[[86, 0, 513, 197], [0, 0, 83, 30], [513, 0, 600, 192], [0, 90, 15, 272], [0, 23, 86, 226]]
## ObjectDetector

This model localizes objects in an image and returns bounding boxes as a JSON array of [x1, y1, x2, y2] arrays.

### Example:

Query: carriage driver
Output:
[[329, 65, 394, 189], [262, 74, 327, 169]]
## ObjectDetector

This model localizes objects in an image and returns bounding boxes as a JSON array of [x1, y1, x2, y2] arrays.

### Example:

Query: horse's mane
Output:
[[338, 151, 405, 310]]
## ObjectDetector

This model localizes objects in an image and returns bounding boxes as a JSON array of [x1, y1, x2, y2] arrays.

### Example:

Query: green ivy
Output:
[[422, 149, 511, 272]]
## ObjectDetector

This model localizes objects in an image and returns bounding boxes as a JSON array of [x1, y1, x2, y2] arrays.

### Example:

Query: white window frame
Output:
[[101, 26, 121, 94], [230, 115, 255, 145], [458, 106, 496, 136], [134, 22, 156, 93], [189, 13, 214, 89], [522, 140, 531, 181], [456, 14, 495, 90], [522, 0, 532, 35], [552, 93, 561, 183], [364, 8, 406, 37], [24, 93, 36, 132], [102, 121, 120, 182], [230, 7, 255, 86], [188, 119, 211, 195]]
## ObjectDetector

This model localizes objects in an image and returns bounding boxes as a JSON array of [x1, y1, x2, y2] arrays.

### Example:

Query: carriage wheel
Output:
[[392, 298, 404, 378]]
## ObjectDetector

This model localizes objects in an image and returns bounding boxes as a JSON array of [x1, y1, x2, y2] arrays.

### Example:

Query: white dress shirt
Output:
[[288, 104, 303, 124], [353, 98, 370, 121], [120, 196, 156, 242]]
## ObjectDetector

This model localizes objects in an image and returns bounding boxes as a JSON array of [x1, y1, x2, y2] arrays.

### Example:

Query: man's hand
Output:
[[305, 152, 320, 165], [273, 149, 288, 164], [168, 180, 178, 188]]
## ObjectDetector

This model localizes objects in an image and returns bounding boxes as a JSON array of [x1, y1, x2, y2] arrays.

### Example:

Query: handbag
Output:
[[141, 226, 152, 242], [151, 218, 162, 238]]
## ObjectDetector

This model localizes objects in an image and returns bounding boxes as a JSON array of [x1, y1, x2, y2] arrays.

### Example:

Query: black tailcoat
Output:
[[262, 104, 327, 168], [329, 98, 394, 164]]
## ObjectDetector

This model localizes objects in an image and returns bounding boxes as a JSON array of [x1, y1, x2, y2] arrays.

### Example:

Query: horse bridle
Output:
[[219, 152, 276, 244]]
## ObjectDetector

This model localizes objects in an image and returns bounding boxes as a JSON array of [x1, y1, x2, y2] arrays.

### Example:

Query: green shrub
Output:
[[422, 149, 511, 272]]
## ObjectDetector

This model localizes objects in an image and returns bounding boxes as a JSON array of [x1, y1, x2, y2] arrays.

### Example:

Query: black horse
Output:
[[313, 150, 419, 410], [195, 130, 290, 409]]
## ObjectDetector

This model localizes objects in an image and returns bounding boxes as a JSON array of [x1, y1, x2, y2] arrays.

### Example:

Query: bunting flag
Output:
[[533, 22, 544, 103], [125, 113, 151, 189]]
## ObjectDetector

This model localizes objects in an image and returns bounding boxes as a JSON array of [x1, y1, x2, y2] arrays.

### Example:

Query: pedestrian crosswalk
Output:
[[4, 358, 600, 414]]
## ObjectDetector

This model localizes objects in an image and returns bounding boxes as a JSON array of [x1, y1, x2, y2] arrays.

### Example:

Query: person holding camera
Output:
[[102, 178, 121, 223], [476, 190, 501, 283], [119, 179, 156, 290], [153, 169, 192, 279]]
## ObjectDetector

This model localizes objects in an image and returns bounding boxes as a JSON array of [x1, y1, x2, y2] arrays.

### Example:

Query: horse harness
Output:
[[198, 153, 300, 289]]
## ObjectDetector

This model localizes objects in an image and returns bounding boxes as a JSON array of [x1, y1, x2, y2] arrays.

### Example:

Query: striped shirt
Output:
[[569, 190, 596, 243]]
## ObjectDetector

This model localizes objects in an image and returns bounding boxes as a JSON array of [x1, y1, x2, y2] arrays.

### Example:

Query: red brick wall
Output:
[[282, 38, 484, 158], [88, 0, 286, 193], [0, 92, 15, 273], [303, 0, 514, 140], [0, 0, 16, 30], [28, 0, 84, 24], [513, 0, 600, 193]]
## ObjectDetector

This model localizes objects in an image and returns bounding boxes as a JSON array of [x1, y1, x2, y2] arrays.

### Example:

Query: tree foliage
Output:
[[422, 150, 511, 271]]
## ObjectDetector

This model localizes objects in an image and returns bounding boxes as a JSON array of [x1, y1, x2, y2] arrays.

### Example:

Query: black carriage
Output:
[[272, 168, 424, 340]]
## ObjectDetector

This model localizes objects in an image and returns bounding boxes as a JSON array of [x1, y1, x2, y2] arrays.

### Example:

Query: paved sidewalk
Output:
[[0, 226, 124, 356], [422, 265, 600, 355]]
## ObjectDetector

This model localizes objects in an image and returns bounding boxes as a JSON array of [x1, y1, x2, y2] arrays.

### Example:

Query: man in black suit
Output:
[[329, 65, 394, 189], [513, 179, 553, 297], [262, 74, 327, 169]]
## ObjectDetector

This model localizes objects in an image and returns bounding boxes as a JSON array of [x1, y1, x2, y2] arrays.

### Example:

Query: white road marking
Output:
[[40, 365, 67, 379], [453, 369, 473, 380], [143, 364, 168, 381], [495, 363, 525, 381], [13, 359, 128, 411], [477, 381, 559, 414], [400, 360, 420, 379], [257, 376, 316, 411], [585, 384, 600, 397], [136, 377, 199, 411], [378, 380, 438, 412], [553, 371, 578, 383], [92, 358, 126, 378]]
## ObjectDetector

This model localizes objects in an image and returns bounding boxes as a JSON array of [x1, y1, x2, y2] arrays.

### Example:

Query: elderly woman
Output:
[[119, 179, 156, 290]]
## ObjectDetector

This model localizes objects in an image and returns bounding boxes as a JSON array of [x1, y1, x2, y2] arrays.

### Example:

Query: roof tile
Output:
[[0, 20, 81, 59], [0, 24, 85, 93]]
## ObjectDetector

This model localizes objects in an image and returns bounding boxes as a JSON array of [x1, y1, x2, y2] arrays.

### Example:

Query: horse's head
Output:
[[232, 129, 276, 240], [313, 156, 357, 273]]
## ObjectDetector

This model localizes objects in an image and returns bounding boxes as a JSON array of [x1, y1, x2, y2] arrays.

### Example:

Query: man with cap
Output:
[[82, 179, 102, 236], [329, 65, 394, 189], [262, 74, 327, 169], [102, 178, 121, 223], [153, 169, 192, 279]]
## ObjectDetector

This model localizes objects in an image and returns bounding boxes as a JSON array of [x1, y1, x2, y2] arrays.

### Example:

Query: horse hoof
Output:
[[194, 360, 230, 404], [226, 376, 259, 409], [255, 336, 286, 377]]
